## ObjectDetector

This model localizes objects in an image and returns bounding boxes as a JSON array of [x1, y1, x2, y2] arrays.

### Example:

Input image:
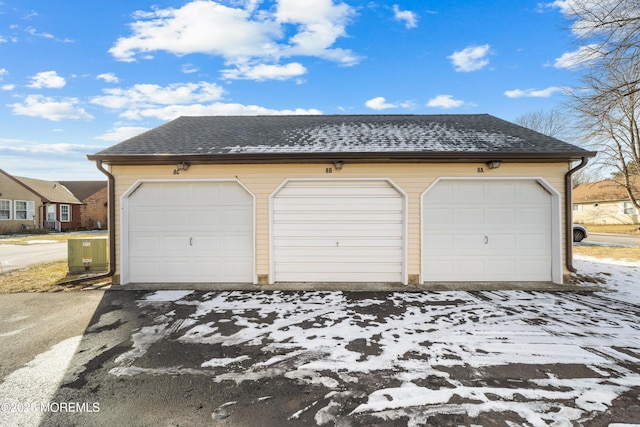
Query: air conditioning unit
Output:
[[68, 237, 108, 274]]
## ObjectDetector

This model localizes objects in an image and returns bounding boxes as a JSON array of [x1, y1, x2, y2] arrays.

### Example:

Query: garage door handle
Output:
[[190, 237, 193, 246], [484, 236, 488, 244]]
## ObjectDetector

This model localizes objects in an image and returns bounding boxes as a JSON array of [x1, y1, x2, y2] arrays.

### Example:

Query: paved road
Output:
[[0, 242, 67, 273], [1, 288, 638, 426], [584, 232, 640, 247]]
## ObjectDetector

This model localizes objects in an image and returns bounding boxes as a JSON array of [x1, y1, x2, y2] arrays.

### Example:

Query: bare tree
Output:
[[514, 110, 569, 138], [559, 0, 640, 99], [572, 60, 640, 208], [559, 0, 640, 207]]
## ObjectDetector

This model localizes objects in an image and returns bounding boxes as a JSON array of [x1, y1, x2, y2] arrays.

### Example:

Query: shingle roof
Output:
[[90, 114, 595, 162], [573, 177, 640, 202], [13, 176, 82, 204], [59, 181, 107, 201]]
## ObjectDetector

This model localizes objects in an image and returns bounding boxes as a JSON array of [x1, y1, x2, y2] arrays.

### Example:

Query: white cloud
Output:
[[181, 63, 199, 74], [554, 44, 603, 69], [504, 86, 564, 98], [2, 85, 14, 91], [9, 95, 93, 121], [95, 126, 150, 141], [221, 62, 307, 81], [27, 71, 66, 89], [120, 102, 322, 121], [0, 68, 7, 77], [392, 5, 418, 29], [365, 96, 397, 110], [96, 73, 119, 83], [89, 79, 321, 121], [0, 138, 99, 179], [91, 81, 226, 110], [364, 96, 415, 111], [426, 94, 465, 109], [25, 26, 54, 39], [448, 44, 491, 72], [0, 139, 94, 155], [109, 0, 359, 80]]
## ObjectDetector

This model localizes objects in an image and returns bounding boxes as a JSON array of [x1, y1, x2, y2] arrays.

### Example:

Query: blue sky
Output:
[[0, 0, 587, 180]]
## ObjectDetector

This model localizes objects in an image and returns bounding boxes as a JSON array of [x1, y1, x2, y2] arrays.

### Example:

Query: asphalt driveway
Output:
[[2, 286, 639, 427]]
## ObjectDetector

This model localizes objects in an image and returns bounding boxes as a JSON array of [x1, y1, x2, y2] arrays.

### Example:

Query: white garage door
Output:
[[272, 180, 404, 282], [126, 181, 253, 283], [422, 180, 552, 282]]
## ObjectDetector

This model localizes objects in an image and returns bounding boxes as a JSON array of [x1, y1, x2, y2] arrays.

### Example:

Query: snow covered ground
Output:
[[102, 255, 640, 426]]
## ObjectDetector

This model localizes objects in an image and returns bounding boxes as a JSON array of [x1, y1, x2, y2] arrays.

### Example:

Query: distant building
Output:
[[573, 178, 640, 225]]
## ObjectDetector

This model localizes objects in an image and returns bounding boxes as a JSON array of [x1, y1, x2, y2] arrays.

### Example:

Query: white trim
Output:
[[120, 179, 256, 285], [60, 204, 71, 222], [420, 177, 563, 284], [0, 199, 11, 220], [269, 178, 408, 285], [46, 204, 56, 222]]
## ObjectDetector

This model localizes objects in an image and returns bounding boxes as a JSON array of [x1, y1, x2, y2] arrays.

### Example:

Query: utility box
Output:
[[68, 237, 108, 274]]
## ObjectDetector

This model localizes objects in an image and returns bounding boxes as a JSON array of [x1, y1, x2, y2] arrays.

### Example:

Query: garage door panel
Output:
[[127, 182, 253, 283], [456, 234, 486, 250], [424, 235, 454, 252], [517, 259, 552, 280], [274, 238, 401, 248], [273, 180, 404, 282], [275, 247, 401, 260], [486, 235, 517, 253], [275, 222, 401, 236], [518, 207, 550, 225], [423, 208, 455, 225], [275, 198, 399, 211], [454, 208, 485, 225], [456, 182, 485, 202], [423, 179, 552, 282], [486, 208, 516, 224], [278, 182, 400, 196], [485, 182, 517, 203], [423, 259, 454, 279], [518, 183, 550, 202]]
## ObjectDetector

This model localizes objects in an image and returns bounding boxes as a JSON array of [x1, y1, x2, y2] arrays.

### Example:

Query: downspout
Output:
[[56, 160, 116, 286], [565, 157, 589, 273]]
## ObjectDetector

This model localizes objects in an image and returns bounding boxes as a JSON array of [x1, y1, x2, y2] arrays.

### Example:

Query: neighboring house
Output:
[[88, 114, 595, 287], [573, 178, 640, 224], [0, 169, 83, 233], [60, 181, 108, 230]]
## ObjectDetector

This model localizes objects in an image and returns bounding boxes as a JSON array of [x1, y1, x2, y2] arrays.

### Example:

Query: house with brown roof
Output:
[[573, 178, 640, 225], [88, 114, 596, 287], [0, 169, 85, 233], [60, 181, 108, 230]]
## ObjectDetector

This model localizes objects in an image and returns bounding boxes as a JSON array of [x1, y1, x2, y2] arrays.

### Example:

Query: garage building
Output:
[[88, 114, 595, 287]]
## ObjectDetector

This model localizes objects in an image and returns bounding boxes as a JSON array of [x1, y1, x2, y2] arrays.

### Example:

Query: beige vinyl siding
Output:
[[109, 161, 570, 284], [573, 200, 640, 225], [0, 174, 42, 233]]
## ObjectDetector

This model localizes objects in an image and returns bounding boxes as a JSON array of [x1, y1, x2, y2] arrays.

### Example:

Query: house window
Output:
[[14, 200, 35, 220], [60, 204, 71, 222], [46, 205, 56, 221], [572, 204, 582, 212], [623, 201, 637, 215], [0, 200, 11, 220]]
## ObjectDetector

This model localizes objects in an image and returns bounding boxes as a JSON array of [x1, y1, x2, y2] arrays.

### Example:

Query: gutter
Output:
[[56, 160, 116, 286], [565, 157, 590, 273], [87, 150, 598, 166]]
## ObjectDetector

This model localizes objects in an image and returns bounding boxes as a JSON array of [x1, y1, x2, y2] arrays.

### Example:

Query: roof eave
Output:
[[87, 150, 597, 165]]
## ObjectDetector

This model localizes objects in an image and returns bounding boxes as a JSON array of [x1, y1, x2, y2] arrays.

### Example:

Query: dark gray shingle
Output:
[[92, 114, 591, 157]]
